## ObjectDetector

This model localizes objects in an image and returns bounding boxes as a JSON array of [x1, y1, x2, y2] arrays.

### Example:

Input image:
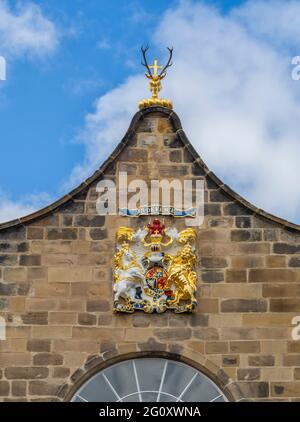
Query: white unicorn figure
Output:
[[114, 245, 145, 305]]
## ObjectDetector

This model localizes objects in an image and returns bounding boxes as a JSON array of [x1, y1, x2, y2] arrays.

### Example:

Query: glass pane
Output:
[[135, 358, 166, 392], [211, 395, 225, 402], [141, 392, 158, 401], [181, 373, 220, 402], [78, 373, 116, 402], [159, 392, 177, 402], [123, 393, 141, 402], [72, 396, 85, 402], [104, 360, 137, 398], [162, 361, 197, 398]]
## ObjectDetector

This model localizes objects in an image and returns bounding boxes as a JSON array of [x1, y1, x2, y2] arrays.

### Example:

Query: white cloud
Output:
[[0, 191, 52, 223], [67, 0, 300, 224], [96, 38, 110, 50], [0, 1, 59, 58]]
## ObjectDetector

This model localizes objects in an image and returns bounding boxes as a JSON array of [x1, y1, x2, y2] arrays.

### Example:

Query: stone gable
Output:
[[0, 107, 300, 401]]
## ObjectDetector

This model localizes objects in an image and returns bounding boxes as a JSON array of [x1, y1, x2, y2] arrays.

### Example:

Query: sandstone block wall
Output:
[[0, 107, 300, 401]]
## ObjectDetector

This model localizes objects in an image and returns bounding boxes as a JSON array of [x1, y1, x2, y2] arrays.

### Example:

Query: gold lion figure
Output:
[[165, 243, 197, 313]]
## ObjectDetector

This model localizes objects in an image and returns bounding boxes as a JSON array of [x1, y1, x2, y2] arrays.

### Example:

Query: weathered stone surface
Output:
[[21, 312, 48, 325], [294, 368, 300, 380], [0, 241, 28, 253], [0, 254, 18, 265], [132, 314, 150, 327], [273, 243, 300, 254], [237, 369, 260, 381], [0, 298, 8, 309], [27, 227, 44, 240], [27, 340, 51, 352], [191, 163, 205, 175], [239, 381, 269, 398], [221, 327, 256, 340], [193, 328, 219, 340], [221, 299, 267, 313], [74, 216, 105, 227], [263, 284, 300, 297], [210, 190, 232, 202], [225, 270, 247, 283], [200, 257, 228, 268], [163, 135, 183, 148], [271, 382, 300, 397], [169, 150, 182, 162], [206, 341, 228, 354], [0, 226, 25, 240], [249, 269, 299, 283], [201, 271, 224, 283], [89, 228, 107, 240], [86, 299, 110, 312], [0, 282, 30, 296], [223, 203, 250, 216], [29, 381, 59, 396], [289, 257, 300, 267], [231, 230, 262, 242], [263, 229, 278, 242], [235, 216, 252, 228], [283, 355, 300, 366], [223, 355, 239, 366], [270, 299, 300, 312], [237, 243, 270, 254], [249, 355, 275, 367], [0, 381, 10, 396], [154, 328, 192, 341], [5, 367, 49, 379], [265, 255, 286, 268], [53, 367, 70, 379], [33, 353, 63, 366], [204, 204, 221, 216], [11, 381, 26, 397], [59, 200, 84, 214], [189, 314, 209, 327], [78, 313, 97, 325], [119, 148, 148, 162], [20, 254, 41, 266], [138, 338, 167, 352], [230, 341, 260, 353], [49, 312, 76, 325], [231, 255, 264, 268], [47, 228, 77, 240]]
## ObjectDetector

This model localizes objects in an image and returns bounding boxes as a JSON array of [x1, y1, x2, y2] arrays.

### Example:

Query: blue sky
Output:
[[1, 0, 300, 224]]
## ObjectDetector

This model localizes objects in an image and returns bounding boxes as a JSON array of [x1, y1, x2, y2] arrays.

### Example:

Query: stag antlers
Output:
[[160, 47, 173, 78], [141, 46, 152, 76], [141, 46, 173, 79]]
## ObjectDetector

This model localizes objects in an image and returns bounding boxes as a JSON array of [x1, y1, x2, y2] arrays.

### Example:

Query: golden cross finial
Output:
[[149, 59, 162, 76]]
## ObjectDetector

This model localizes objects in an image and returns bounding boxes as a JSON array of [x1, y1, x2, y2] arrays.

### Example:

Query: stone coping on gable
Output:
[[0, 106, 299, 233]]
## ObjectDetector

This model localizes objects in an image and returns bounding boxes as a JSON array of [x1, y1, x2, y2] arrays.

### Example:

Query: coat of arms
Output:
[[113, 219, 197, 313]]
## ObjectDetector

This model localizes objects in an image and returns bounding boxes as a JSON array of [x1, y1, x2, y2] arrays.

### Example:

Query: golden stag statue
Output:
[[139, 46, 173, 110]]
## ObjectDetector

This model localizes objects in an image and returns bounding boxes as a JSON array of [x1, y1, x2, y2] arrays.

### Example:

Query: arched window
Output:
[[71, 357, 227, 402]]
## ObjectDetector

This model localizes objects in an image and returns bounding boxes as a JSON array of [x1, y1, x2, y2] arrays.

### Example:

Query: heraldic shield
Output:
[[113, 219, 198, 313]]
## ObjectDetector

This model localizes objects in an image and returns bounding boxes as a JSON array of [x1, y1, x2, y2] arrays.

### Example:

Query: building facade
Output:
[[0, 106, 300, 401]]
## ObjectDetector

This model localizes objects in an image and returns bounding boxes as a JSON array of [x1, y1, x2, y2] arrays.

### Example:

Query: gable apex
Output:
[[0, 106, 299, 233]]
